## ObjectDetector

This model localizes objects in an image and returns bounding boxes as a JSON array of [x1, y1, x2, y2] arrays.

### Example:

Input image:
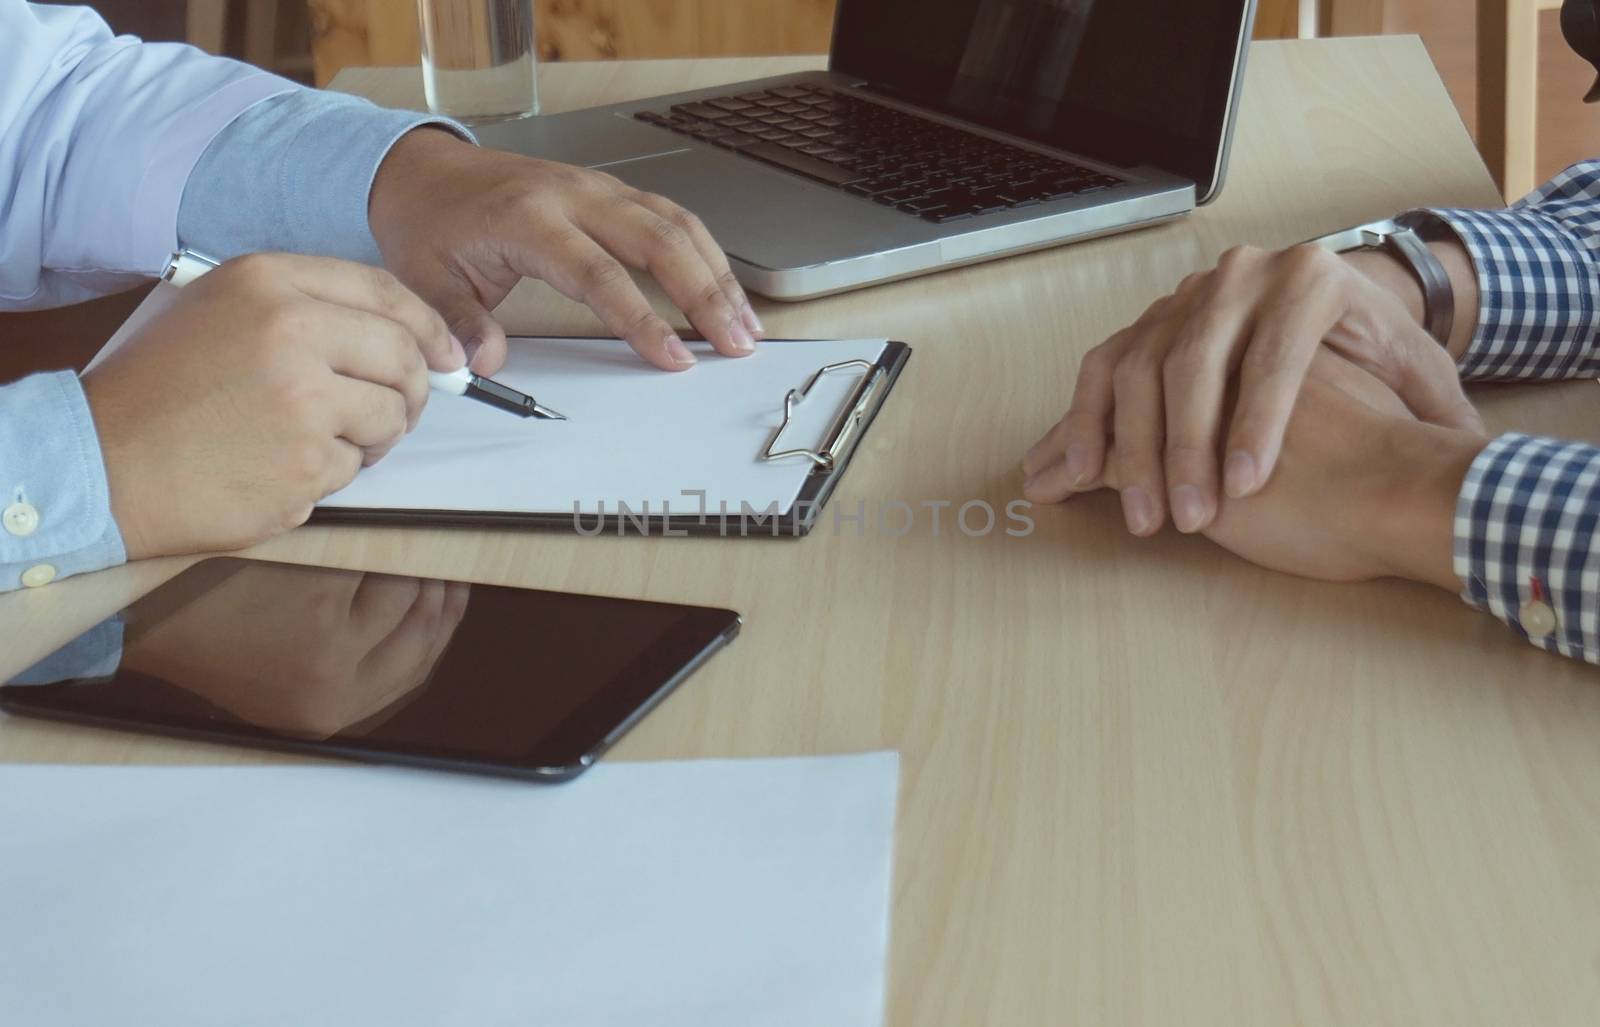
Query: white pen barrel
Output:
[[428, 366, 474, 396]]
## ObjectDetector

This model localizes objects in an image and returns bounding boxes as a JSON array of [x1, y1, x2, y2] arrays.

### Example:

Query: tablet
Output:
[[0, 558, 740, 781]]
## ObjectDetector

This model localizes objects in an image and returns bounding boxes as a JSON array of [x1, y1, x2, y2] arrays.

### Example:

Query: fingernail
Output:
[[741, 302, 766, 339], [1224, 451, 1257, 498], [1171, 484, 1207, 533], [728, 319, 756, 353], [666, 334, 697, 365], [1064, 443, 1092, 485], [448, 333, 467, 366], [1121, 487, 1156, 536]]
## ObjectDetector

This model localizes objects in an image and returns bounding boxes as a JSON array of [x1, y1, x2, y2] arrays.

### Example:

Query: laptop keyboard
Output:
[[634, 84, 1123, 225]]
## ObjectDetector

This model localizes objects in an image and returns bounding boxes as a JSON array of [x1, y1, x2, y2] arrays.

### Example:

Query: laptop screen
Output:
[[829, 0, 1254, 198]]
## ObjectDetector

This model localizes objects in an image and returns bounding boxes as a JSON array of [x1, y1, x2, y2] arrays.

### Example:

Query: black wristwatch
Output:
[[1307, 211, 1456, 347]]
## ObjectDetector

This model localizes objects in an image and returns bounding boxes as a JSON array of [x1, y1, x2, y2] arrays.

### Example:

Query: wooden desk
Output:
[[4, 37, 1598, 1025]]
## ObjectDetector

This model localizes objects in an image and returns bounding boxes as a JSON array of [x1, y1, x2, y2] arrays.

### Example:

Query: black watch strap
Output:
[[1388, 211, 1455, 347]]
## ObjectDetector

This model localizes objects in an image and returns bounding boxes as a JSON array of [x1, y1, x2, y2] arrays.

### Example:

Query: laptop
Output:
[[474, 0, 1258, 300]]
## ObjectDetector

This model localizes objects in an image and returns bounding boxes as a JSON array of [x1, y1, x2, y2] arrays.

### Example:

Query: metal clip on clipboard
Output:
[[760, 359, 885, 471]]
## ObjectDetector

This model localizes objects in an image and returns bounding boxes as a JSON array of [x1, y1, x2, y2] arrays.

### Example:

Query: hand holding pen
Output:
[[165, 250, 565, 420], [81, 252, 528, 561]]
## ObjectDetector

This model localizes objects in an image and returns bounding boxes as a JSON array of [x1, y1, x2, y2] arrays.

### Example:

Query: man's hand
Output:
[[83, 253, 461, 560], [1021, 243, 1481, 536], [123, 563, 469, 739], [367, 128, 764, 375], [1043, 351, 1489, 590]]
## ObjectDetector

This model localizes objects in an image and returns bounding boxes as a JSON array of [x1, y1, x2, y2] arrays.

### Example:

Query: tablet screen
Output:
[[0, 558, 739, 780]]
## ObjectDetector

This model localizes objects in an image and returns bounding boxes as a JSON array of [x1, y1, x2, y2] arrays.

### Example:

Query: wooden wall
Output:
[[309, 0, 1309, 85], [1257, 0, 1302, 39], [309, 0, 836, 84]]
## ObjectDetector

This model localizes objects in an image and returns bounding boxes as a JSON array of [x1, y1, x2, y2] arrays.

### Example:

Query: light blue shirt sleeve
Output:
[[0, 372, 125, 590], [0, 7, 470, 594], [177, 88, 471, 264], [0, 0, 284, 592], [0, 1, 297, 309]]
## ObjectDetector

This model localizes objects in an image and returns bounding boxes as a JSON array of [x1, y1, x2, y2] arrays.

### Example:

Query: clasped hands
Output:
[[1022, 243, 1490, 592]]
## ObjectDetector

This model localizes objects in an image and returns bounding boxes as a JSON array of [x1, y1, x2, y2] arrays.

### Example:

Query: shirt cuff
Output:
[[1418, 205, 1600, 380], [131, 70, 302, 274], [177, 89, 472, 265], [1454, 432, 1600, 664], [0, 372, 126, 591]]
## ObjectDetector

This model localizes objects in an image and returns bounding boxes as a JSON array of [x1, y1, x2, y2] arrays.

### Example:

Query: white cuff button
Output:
[[20, 564, 56, 588], [1520, 600, 1557, 639], [3, 501, 39, 537]]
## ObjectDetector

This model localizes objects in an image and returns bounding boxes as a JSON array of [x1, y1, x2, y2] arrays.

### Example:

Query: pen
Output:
[[160, 250, 566, 421]]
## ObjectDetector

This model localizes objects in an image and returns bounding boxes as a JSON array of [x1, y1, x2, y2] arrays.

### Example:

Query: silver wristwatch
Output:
[[1307, 211, 1455, 346]]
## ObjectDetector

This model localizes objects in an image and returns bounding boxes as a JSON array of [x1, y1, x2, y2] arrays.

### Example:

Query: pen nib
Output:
[[462, 375, 567, 421]]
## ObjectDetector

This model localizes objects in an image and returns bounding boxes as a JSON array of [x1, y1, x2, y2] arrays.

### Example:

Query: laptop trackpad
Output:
[[472, 114, 686, 168]]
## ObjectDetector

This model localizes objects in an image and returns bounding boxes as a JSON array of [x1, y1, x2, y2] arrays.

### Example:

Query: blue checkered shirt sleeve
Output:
[[1415, 162, 1600, 662], [1455, 434, 1600, 662], [1423, 161, 1600, 380]]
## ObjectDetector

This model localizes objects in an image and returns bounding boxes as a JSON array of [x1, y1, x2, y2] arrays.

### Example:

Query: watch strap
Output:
[[1389, 211, 1455, 347]]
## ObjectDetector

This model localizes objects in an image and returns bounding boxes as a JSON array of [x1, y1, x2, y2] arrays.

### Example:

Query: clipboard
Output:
[[310, 337, 912, 538]]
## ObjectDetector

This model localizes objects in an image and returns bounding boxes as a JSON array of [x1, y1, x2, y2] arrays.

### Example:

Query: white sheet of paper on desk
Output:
[[0, 753, 899, 1027], [322, 335, 891, 517], [82, 277, 180, 373]]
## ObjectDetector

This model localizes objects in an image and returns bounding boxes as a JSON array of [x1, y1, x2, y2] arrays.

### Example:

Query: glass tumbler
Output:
[[417, 0, 540, 122]]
